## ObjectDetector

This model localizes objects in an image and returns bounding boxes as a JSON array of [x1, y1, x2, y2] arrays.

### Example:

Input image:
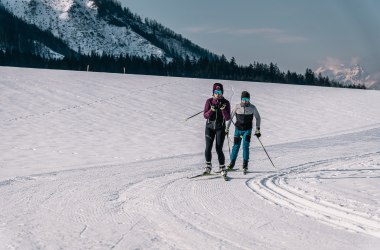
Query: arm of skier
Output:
[[203, 100, 213, 119], [254, 106, 261, 130], [221, 101, 231, 121]]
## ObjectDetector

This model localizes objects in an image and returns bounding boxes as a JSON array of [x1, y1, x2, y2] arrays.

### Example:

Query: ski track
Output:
[[1, 149, 380, 249], [246, 152, 380, 238]]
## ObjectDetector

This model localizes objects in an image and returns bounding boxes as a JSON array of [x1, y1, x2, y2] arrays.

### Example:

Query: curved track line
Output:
[[246, 152, 380, 238]]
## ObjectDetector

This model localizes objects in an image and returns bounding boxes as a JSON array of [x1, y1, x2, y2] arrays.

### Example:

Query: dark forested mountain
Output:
[[0, 5, 78, 59], [0, 0, 216, 60]]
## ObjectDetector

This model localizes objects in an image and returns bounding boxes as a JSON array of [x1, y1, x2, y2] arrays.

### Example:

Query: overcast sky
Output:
[[119, 0, 380, 77]]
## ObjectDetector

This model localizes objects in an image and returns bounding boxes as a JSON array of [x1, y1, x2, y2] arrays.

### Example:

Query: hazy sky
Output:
[[119, 0, 380, 77]]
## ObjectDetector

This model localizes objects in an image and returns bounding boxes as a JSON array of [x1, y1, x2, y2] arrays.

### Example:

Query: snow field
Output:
[[0, 66, 380, 249]]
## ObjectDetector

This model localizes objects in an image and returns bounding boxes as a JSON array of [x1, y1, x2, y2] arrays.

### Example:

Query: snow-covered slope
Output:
[[0, 0, 213, 60], [0, 67, 380, 249], [0, 0, 165, 57], [32, 40, 65, 59], [316, 63, 376, 88]]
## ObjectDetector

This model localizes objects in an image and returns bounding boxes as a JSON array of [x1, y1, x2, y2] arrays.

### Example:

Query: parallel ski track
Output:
[[246, 151, 380, 238], [1, 151, 379, 249], [0, 154, 270, 249]]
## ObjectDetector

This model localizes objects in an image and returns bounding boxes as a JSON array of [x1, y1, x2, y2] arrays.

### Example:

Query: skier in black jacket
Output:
[[203, 83, 231, 177]]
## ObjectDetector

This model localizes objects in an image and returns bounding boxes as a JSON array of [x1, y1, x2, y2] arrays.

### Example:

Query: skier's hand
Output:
[[254, 130, 261, 138], [211, 105, 217, 112], [220, 103, 226, 110], [225, 129, 229, 135]]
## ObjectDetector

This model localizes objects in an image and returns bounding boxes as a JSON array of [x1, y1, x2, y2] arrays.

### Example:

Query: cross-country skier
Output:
[[226, 91, 261, 173], [203, 83, 231, 177]]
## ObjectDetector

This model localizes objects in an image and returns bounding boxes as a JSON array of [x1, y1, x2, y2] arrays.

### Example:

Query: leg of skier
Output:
[[204, 127, 216, 174], [242, 130, 252, 174], [228, 129, 242, 170], [215, 128, 227, 176]]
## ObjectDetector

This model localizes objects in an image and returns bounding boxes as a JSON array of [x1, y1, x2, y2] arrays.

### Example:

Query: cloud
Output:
[[184, 27, 210, 33], [316, 57, 346, 73], [350, 57, 360, 65], [274, 35, 308, 44], [232, 28, 282, 35], [370, 72, 380, 89], [183, 26, 307, 44], [183, 27, 281, 35]]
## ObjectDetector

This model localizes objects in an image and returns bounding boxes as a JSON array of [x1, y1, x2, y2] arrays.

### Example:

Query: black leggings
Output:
[[205, 126, 226, 165]]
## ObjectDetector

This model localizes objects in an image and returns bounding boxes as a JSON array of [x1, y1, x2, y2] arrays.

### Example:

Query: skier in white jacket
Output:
[[226, 91, 261, 173]]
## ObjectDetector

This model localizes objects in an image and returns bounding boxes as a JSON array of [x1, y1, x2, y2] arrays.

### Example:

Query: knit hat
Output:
[[241, 91, 250, 99], [213, 83, 224, 94]]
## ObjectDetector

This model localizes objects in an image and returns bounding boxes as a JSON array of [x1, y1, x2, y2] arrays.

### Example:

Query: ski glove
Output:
[[225, 129, 229, 135], [220, 103, 226, 110], [254, 130, 261, 138], [211, 105, 217, 112]]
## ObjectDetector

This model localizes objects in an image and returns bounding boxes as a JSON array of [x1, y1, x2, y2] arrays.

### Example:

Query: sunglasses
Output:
[[241, 98, 250, 102], [214, 90, 223, 95]]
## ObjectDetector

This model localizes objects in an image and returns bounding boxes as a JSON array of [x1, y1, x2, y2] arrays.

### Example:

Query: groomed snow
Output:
[[0, 66, 379, 249]]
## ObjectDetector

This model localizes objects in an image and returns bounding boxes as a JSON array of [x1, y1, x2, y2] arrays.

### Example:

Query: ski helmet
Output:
[[241, 91, 250, 99], [213, 83, 224, 94]]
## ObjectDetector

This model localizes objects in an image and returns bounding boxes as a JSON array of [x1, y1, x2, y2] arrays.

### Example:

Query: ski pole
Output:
[[226, 133, 231, 156], [257, 137, 277, 169], [185, 110, 203, 121]]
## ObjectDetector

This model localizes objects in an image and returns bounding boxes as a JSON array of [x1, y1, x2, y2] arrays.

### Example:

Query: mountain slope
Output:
[[0, 5, 78, 59], [0, 0, 216, 60]]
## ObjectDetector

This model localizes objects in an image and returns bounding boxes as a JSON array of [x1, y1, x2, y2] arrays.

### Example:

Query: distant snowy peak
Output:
[[316, 64, 375, 88], [0, 0, 214, 60]]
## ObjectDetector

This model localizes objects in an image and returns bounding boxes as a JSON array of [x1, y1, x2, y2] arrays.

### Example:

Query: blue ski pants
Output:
[[230, 129, 252, 162]]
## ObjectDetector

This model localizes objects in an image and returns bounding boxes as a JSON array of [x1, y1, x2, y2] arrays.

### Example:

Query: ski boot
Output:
[[203, 162, 212, 175], [219, 165, 228, 180], [242, 160, 248, 175], [227, 160, 236, 171]]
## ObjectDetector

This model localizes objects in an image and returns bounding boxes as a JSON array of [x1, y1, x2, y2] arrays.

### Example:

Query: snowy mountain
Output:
[[316, 63, 376, 88], [0, 0, 215, 60]]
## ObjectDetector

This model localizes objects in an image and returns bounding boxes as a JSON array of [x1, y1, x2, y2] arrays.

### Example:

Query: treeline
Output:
[[0, 50, 366, 89]]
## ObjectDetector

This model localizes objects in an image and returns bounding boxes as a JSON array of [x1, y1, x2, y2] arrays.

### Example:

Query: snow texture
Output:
[[0, 66, 380, 249]]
